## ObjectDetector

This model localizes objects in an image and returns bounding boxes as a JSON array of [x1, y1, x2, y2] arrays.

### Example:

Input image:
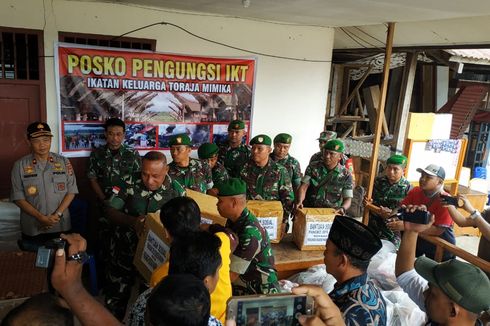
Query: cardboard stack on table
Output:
[[293, 208, 337, 250]]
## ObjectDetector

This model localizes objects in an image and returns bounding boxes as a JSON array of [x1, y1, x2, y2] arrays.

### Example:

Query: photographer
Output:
[[395, 206, 490, 325], [51, 233, 121, 326], [445, 194, 490, 267]]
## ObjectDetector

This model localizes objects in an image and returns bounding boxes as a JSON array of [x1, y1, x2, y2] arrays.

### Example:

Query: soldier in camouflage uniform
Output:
[[104, 151, 185, 320], [365, 154, 412, 248], [297, 139, 353, 215], [87, 118, 141, 285], [216, 178, 279, 295], [240, 134, 295, 231], [217, 120, 251, 178], [309, 130, 337, 164], [198, 142, 229, 188], [168, 134, 213, 193], [270, 133, 302, 192]]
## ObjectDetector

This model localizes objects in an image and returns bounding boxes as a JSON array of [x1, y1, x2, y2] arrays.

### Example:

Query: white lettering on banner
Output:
[[258, 217, 278, 241], [304, 221, 333, 246], [141, 230, 169, 271], [201, 217, 213, 224]]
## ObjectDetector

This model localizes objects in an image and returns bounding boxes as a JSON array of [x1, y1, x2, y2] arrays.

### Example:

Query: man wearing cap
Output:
[[388, 164, 456, 261], [104, 151, 185, 320], [309, 130, 337, 164], [324, 216, 387, 325], [198, 142, 229, 187], [168, 133, 213, 194], [216, 178, 279, 295], [297, 139, 353, 215], [396, 211, 490, 325], [270, 133, 302, 192], [86, 118, 141, 285], [217, 120, 251, 178], [11, 122, 78, 251], [365, 154, 412, 248], [240, 134, 295, 231]]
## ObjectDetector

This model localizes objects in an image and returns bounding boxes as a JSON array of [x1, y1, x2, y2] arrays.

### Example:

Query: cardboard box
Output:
[[293, 208, 336, 250], [133, 212, 171, 283], [186, 189, 227, 226], [247, 200, 283, 243]]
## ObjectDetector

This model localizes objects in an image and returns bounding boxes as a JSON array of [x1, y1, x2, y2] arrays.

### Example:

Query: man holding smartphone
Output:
[[388, 164, 455, 261], [395, 208, 490, 325]]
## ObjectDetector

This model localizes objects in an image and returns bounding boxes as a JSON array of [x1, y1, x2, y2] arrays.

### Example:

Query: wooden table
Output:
[[272, 234, 325, 279]]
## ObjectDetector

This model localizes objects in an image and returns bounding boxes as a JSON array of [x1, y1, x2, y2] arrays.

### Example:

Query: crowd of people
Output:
[[4, 119, 490, 325]]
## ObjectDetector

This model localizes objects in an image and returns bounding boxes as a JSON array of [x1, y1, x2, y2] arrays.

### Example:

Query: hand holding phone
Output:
[[439, 194, 464, 208], [227, 293, 314, 326]]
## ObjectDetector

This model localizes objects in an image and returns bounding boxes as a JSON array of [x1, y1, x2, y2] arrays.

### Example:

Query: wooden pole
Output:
[[362, 22, 396, 225]]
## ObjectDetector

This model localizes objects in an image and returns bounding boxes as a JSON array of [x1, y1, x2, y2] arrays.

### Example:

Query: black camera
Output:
[[439, 194, 463, 207], [35, 238, 67, 269], [396, 209, 432, 224]]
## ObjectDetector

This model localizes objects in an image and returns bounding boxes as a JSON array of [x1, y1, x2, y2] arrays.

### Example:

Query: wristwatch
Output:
[[469, 210, 481, 220], [56, 211, 64, 218]]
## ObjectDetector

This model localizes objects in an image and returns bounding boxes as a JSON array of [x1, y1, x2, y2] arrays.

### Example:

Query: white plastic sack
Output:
[[287, 264, 337, 294], [383, 290, 427, 326], [368, 240, 399, 290]]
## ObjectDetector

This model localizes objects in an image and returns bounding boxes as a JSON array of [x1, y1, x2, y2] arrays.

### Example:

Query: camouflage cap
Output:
[[323, 139, 344, 153], [250, 134, 272, 146], [216, 178, 246, 196], [197, 142, 219, 159], [228, 120, 246, 131], [273, 133, 292, 144], [387, 154, 408, 167], [328, 216, 382, 261], [169, 133, 192, 146], [317, 131, 337, 141], [27, 122, 53, 139]]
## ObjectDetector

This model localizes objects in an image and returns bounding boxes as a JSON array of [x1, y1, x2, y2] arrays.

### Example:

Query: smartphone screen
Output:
[[235, 296, 308, 326]]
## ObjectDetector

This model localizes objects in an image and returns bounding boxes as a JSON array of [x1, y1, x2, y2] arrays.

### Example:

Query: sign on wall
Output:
[[55, 43, 255, 157]]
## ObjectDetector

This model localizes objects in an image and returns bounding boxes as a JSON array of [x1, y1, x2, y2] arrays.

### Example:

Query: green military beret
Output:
[[250, 134, 272, 146], [228, 120, 245, 131], [387, 154, 408, 167], [274, 133, 292, 144], [217, 178, 246, 196], [318, 131, 337, 141], [198, 143, 219, 159], [169, 133, 192, 146], [324, 139, 344, 153]]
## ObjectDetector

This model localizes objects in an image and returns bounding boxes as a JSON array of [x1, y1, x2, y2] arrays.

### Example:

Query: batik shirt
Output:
[[87, 144, 141, 197], [240, 159, 294, 220], [218, 142, 251, 178], [168, 158, 213, 193], [212, 162, 230, 186], [368, 175, 412, 247], [302, 162, 353, 208], [227, 208, 279, 295], [330, 273, 387, 326], [270, 153, 302, 188]]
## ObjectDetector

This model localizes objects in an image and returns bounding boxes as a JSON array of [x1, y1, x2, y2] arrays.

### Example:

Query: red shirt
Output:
[[401, 187, 453, 228]]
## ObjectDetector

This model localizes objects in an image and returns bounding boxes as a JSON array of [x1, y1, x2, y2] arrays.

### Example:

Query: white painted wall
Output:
[[0, 0, 334, 170]]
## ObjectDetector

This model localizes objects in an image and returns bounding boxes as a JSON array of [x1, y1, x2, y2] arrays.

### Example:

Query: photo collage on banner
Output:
[[56, 44, 255, 157]]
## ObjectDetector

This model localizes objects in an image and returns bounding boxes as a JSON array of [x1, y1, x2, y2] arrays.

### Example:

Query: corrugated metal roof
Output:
[[446, 49, 490, 65]]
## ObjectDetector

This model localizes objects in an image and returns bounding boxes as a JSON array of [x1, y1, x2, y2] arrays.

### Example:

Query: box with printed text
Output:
[[247, 200, 283, 243], [293, 208, 337, 250]]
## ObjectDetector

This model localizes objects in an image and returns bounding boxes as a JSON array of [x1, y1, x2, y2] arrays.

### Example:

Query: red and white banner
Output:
[[55, 43, 255, 157]]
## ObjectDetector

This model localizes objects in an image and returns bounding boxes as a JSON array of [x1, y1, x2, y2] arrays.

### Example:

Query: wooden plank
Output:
[[338, 66, 373, 116], [393, 52, 418, 152], [420, 234, 490, 273], [363, 86, 389, 136], [362, 22, 396, 225]]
